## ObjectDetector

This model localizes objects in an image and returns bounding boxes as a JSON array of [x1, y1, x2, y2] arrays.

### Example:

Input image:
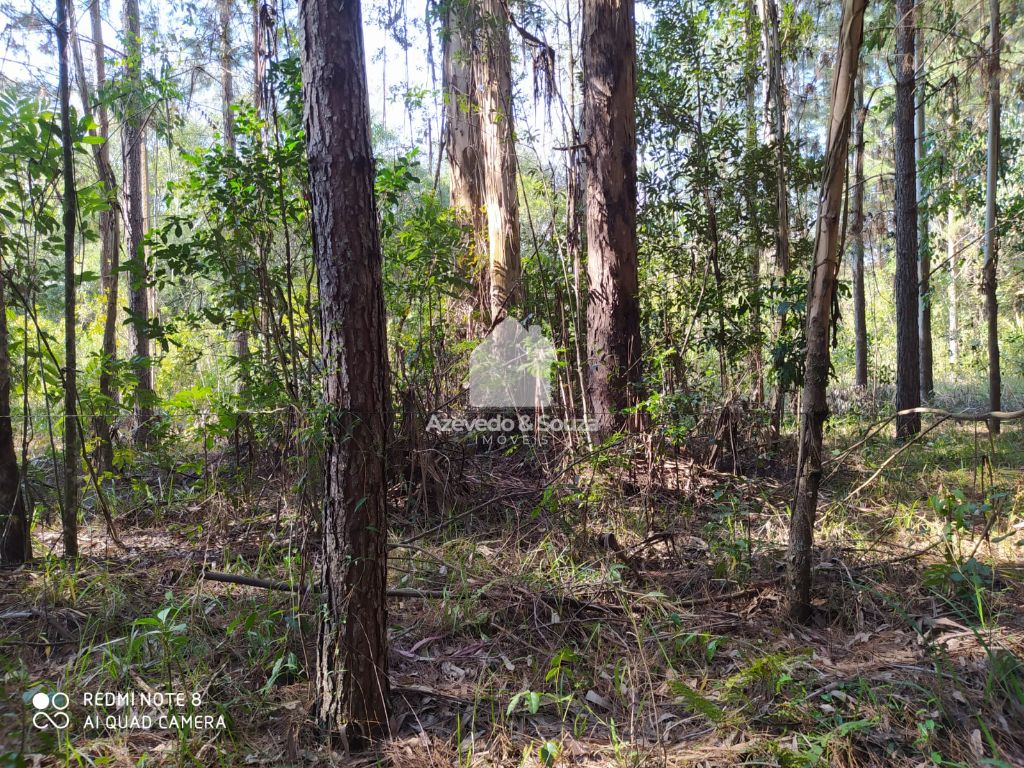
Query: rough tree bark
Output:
[[123, 0, 154, 445], [850, 70, 868, 387], [58, 0, 79, 560], [477, 0, 521, 321], [442, 0, 488, 312], [299, 0, 390, 742], [894, 0, 921, 438], [946, 205, 958, 362], [0, 266, 29, 564], [788, 0, 865, 622], [916, 18, 933, 401], [70, 0, 120, 474], [583, 0, 642, 436], [983, 0, 1001, 434]]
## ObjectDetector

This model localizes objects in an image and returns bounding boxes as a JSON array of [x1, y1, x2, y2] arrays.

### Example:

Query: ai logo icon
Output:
[[31, 691, 70, 730]]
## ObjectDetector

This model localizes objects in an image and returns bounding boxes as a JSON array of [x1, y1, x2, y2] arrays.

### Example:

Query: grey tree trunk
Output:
[[58, 0, 79, 559], [760, 0, 790, 436], [789, 0, 866, 622], [983, 0, 1001, 433], [584, 0, 642, 436], [745, 0, 763, 402], [946, 205, 958, 363], [70, 0, 120, 474], [123, 0, 154, 445], [477, 0, 521, 321], [850, 71, 868, 387], [299, 0, 390, 742], [894, 0, 921, 439], [916, 20, 933, 401], [442, 0, 488, 313]]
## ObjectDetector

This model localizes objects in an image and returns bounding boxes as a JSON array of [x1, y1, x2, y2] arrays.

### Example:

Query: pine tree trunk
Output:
[[850, 71, 868, 387], [583, 0, 642, 436], [70, 0, 120, 474], [894, 0, 921, 439], [58, 0, 79, 559], [789, 0, 865, 622], [124, 0, 154, 445], [0, 266, 30, 564], [477, 0, 521, 321], [299, 0, 390, 742], [442, 0, 488, 314], [983, 0, 1001, 434], [916, 21, 933, 401]]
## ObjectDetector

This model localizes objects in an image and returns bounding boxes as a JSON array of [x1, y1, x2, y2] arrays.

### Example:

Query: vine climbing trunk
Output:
[[123, 0, 154, 445], [789, 0, 865, 622], [58, 0, 79, 559], [299, 0, 391, 742], [894, 0, 921, 439], [583, 0, 642, 436], [983, 0, 1001, 434]]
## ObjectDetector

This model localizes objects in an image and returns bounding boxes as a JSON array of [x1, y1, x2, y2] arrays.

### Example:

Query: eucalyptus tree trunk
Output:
[[477, 0, 521, 321], [850, 71, 868, 388], [218, 0, 251, 369], [789, 0, 865, 622], [70, 0, 120, 474], [894, 0, 921, 439], [745, 0, 763, 402], [583, 0, 642, 436], [442, 0, 488, 312], [759, 0, 790, 435], [0, 267, 29, 564], [58, 0, 79, 559], [916, 20, 933, 401], [946, 205, 959, 363], [123, 0, 154, 445], [299, 0, 390, 741], [983, 0, 1001, 433]]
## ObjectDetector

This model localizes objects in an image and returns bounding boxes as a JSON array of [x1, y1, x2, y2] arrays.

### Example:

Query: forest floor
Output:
[[2, 401, 1024, 767]]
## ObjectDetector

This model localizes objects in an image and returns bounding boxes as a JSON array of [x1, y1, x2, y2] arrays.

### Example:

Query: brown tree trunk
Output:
[[442, 0, 488, 313], [70, 0, 120, 474], [983, 0, 1001, 434], [299, 0, 390, 742], [583, 0, 642, 436], [477, 0, 521, 321], [894, 0, 920, 439], [916, 20, 933, 401], [788, 0, 865, 622], [850, 71, 868, 387], [123, 0, 154, 445], [58, 0, 79, 560], [0, 267, 30, 564]]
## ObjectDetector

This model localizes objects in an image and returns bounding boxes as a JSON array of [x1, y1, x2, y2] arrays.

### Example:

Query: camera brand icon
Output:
[[31, 691, 70, 730], [468, 317, 556, 409]]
